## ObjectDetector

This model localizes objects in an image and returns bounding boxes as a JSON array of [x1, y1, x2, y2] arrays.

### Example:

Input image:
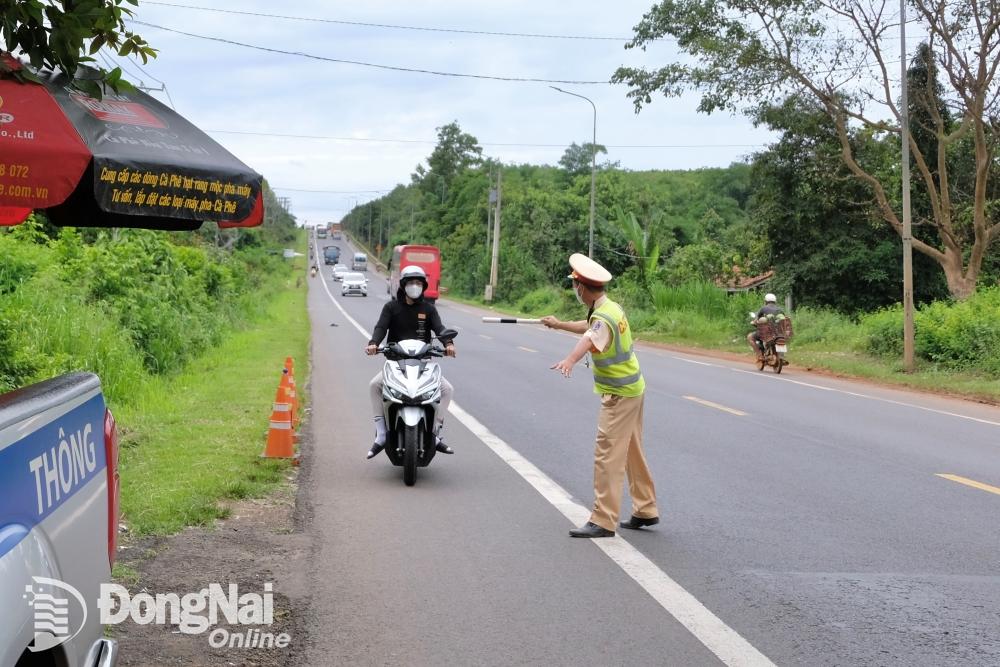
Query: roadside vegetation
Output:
[[346, 118, 999, 403], [1, 184, 307, 534], [471, 283, 1000, 402]]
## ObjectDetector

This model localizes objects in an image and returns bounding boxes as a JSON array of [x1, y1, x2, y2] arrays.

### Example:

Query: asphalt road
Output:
[[301, 235, 1000, 666]]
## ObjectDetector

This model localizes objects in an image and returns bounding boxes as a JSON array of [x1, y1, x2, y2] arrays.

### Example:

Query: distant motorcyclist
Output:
[[746, 293, 783, 360], [365, 265, 456, 459]]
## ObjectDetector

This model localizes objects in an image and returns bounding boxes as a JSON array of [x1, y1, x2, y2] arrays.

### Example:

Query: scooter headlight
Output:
[[384, 385, 405, 402]]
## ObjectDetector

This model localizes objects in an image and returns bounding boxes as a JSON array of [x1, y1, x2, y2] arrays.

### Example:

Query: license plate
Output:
[[775, 344, 787, 353]]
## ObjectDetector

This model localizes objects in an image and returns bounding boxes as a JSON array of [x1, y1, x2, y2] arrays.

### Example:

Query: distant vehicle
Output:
[[340, 272, 368, 297], [331, 264, 349, 281], [323, 245, 341, 265], [330, 222, 342, 240], [351, 252, 367, 272], [316, 226, 328, 239], [389, 245, 440, 301]]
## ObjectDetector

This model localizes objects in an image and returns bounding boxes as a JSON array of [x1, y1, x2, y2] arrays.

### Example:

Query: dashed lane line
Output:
[[683, 396, 748, 417], [936, 474, 1000, 497]]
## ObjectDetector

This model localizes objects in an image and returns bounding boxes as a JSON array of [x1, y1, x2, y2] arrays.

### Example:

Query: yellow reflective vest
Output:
[[589, 299, 644, 397]]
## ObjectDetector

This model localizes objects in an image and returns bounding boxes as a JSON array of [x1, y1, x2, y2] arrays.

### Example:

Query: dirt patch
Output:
[[110, 471, 311, 667]]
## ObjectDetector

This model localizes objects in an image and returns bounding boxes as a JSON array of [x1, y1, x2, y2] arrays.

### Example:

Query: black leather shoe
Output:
[[569, 522, 615, 538], [434, 438, 454, 454], [619, 515, 660, 530], [366, 443, 385, 460]]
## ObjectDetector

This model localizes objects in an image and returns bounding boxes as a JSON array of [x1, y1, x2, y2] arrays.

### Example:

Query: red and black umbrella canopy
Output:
[[0, 56, 263, 230]]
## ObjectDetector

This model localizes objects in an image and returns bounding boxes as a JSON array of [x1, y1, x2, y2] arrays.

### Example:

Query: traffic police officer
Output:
[[542, 253, 660, 538]]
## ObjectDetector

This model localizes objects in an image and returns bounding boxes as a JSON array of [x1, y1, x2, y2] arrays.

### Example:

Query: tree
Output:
[[558, 142, 611, 177], [749, 98, 948, 312], [1, 0, 156, 94], [609, 207, 660, 296], [414, 121, 483, 198], [613, 0, 1000, 299]]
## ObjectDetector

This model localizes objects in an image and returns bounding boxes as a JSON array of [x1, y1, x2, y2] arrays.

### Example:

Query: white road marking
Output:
[[683, 396, 747, 416], [728, 367, 1000, 427], [478, 334, 493, 340], [449, 404, 774, 667], [315, 276, 775, 667], [517, 346, 538, 353], [673, 356, 718, 367]]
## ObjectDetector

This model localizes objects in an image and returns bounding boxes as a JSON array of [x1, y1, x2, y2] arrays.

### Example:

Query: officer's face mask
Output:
[[573, 281, 585, 305], [405, 282, 423, 300]]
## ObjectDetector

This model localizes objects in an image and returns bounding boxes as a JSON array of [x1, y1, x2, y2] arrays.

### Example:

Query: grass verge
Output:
[[115, 268, 309, 535]]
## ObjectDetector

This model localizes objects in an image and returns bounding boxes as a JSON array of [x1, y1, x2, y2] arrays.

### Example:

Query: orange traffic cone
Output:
[[279, 370, 299, 425], [261, 401, 295, 458]]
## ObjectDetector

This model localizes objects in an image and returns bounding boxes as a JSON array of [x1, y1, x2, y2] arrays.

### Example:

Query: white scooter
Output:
[[376, 329, 456, 486]]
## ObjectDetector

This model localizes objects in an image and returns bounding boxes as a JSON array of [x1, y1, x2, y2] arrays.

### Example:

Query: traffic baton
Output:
[[481, 317, 542, 324]]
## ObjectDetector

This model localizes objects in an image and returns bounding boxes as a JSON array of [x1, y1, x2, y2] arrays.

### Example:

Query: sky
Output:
[[116, 1, 780, 226]]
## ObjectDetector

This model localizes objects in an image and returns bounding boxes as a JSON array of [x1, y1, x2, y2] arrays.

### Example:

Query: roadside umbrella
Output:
[[0, 56, 263, 230]]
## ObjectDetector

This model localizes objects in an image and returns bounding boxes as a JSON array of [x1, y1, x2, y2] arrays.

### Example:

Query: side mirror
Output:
[[437, 328, 458, 343]]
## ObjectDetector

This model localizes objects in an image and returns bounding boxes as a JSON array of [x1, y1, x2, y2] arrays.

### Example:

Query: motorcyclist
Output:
[[365, 265, 456, 460], [746, 292, 783, 360]]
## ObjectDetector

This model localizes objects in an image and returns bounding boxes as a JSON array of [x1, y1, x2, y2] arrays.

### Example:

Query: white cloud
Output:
[[123, 1, 777, 224]]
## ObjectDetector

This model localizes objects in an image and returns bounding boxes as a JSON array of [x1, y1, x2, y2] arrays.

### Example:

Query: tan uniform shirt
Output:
[[582, 295, 612, 353]]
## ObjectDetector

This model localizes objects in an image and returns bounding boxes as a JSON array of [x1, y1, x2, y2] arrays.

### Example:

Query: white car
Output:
[[341, 272, 368, 297], [331, 264, 349, 281]]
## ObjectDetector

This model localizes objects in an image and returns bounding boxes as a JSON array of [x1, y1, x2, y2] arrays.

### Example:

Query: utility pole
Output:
[[367, 203, 372, 246], [486, 170, 502, 302], [900, 0, 915, 371]]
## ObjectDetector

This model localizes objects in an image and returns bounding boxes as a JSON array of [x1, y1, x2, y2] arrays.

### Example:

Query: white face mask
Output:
[[405, 283, 423, 300], [574, 284, 585, 305]]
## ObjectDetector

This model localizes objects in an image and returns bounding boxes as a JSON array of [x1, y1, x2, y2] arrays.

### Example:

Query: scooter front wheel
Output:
[[402, 425, 418, 486]]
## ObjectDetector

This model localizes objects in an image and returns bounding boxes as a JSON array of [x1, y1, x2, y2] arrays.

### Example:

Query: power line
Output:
[[208, 129, 762, 149], [130, 20, 610, 85], [140, 1, 633, 41]]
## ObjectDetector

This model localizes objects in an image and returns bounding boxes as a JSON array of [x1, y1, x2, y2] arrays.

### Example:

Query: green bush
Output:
[[515, 286, 567, 315], [0, 224, 300, 402], [789, 307, 857, 347], [914, 288, 1000, 372], [858, 306, 904, 357], [647, 281, 758, 336], [0, 270, 146, 402], [857, 288, 1000, 372], [0, 234, 46, 295]]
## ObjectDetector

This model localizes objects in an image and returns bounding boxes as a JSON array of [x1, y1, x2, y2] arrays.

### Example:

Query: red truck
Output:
[[388, 245, 441, 302]]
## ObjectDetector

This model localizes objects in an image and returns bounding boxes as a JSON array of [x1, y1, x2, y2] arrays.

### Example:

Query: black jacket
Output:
[[369, 293, 449, 345]]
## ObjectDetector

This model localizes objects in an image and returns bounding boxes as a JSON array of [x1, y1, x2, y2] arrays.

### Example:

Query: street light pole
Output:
[[551, 86, 597, 258]]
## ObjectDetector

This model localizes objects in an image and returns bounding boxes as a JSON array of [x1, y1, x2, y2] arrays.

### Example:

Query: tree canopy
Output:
[[558, 142, 612, 177], [613, 0, 1000, 299], [0, 0, 156, 94]]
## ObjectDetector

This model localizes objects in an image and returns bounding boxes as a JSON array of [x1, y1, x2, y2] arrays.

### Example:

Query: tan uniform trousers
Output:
[[589, 392, 658, 532]]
